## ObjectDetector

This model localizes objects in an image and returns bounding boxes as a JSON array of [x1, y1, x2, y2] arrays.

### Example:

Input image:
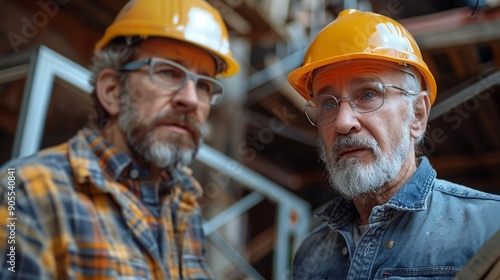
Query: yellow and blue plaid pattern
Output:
[[0, 128, 214, 279]]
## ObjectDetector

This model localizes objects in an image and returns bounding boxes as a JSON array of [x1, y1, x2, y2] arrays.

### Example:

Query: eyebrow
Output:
[[350, 76, 380, 85], [315, 85, 334, 96], [314, 76, 381, 96], [170, 59, 213, 77]]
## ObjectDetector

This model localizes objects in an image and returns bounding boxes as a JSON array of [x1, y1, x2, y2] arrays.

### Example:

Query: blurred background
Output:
[[1, 0, 499, 279]]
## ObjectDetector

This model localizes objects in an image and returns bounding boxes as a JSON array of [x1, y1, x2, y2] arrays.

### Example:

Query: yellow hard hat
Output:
[[288, 9, 437, 105], [95, 0, 240, 77]]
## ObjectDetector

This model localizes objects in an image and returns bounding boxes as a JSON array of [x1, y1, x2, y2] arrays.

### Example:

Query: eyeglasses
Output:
[[303, 82, 417, 127], [120, 58, 224, 105]]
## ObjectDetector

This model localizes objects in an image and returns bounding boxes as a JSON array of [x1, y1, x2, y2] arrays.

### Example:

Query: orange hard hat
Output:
[[288, 9, 437, 105], [95, 0, 240, 77]]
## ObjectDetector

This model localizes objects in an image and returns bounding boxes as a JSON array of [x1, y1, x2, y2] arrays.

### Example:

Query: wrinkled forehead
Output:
[[135, 37, 218, 76], [307, 59, 421, 95]]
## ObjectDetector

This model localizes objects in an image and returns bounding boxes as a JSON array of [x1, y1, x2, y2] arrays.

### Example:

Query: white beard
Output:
[[118, 91, 202, 169], [319, 124, 411, 200]]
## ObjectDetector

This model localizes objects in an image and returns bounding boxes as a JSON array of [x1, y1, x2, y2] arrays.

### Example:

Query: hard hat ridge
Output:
[[288, 9, 437, 105], [95, 0, 240, 77]]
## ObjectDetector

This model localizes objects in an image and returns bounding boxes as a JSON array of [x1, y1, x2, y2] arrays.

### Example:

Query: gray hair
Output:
[[88, 42, 137, 129]]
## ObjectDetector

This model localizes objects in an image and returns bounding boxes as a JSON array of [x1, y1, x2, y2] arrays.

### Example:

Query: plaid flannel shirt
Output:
[[0, 128, 214, 279]]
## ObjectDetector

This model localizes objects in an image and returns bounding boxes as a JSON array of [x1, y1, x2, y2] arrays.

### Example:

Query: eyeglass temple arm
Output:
[[386, 84, 418, 96], [119, 59, 151, 72]]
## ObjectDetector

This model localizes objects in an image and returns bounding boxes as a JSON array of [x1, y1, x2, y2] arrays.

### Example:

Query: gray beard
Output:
[[319, 126, 411, 200], [118, 92, 201, 170]]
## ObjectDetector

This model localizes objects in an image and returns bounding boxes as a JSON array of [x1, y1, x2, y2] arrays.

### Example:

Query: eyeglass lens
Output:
[[304, 82, 386, 126], [150, 60, 223, 105]]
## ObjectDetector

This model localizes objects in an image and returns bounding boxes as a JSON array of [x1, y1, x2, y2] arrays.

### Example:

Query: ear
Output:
[[96, 68, 122, 117], [410, 91, 431, 140]]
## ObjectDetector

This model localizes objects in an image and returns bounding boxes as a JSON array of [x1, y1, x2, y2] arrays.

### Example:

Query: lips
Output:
[[157, 120, 199, 141], [336, 146, 369, 158]]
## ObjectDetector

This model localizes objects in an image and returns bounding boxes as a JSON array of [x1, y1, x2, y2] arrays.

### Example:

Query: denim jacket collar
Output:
[[386, 157, 436, 211]]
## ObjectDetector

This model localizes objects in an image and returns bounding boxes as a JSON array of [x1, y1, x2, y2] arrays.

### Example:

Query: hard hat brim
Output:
[[288, 54, 437, 105]]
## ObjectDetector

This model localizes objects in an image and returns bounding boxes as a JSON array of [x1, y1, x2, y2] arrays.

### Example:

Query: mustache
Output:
[[333, 135, 378, 157], [148, 111, 203, 140]]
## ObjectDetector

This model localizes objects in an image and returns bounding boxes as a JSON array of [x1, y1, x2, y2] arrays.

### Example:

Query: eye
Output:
[[320, 99, 337, 111], [154, 65, 183, 78], [360, 90, 378, 101], [197, 79, 213, 93], [352, 87, 383, 103]]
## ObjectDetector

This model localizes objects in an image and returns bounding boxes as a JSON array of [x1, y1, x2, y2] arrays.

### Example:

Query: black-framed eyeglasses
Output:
[[303, 82, 417, 127], [120, 57, 224, 105]]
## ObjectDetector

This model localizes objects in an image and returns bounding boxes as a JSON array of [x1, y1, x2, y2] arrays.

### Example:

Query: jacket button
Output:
[[342, 246, 348, 256], [384, 240, 394, 249], [130, 169, 139, 179]]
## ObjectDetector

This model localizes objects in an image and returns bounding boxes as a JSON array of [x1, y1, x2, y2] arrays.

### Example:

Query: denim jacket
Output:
[[292, 157, 500, 280]]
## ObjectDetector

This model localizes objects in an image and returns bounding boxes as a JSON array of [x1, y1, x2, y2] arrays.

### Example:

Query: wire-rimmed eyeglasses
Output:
[[303, 82, 417, 127], [120, 57, 224, 105]]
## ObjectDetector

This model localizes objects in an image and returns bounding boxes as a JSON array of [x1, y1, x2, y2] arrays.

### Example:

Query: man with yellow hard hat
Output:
[[0, 0, 238, 278], [288, 9, 500, 279]]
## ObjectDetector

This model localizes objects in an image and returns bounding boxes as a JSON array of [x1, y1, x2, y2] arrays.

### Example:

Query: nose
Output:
[[172, 79, 199, 111], [333, 99, 360, 135]]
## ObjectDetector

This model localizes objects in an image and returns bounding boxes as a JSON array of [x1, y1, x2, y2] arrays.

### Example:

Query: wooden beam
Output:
[[491, 40, 500, 70], [400, 7, 500, 50], [448, 45, 479, 79]]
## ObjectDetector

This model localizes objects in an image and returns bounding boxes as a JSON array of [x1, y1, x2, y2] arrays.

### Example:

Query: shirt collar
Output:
[[82, 128, 132, 181]]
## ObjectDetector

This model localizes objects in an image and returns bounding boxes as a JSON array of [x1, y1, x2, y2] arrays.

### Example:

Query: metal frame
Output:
[[3, 45, 311, 279], [12, 46, 93, 159], [197, 146, 311, 279]]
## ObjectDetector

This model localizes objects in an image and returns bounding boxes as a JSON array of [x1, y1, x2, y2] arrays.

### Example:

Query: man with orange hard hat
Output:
[[0, 0, 239, 279], [288, 9, 500, 279]]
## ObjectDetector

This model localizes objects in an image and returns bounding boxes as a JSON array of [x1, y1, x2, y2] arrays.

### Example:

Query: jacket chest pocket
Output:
[[377, 266, 460, 279]]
